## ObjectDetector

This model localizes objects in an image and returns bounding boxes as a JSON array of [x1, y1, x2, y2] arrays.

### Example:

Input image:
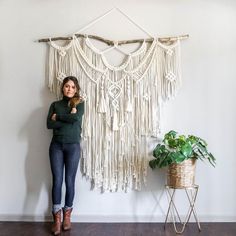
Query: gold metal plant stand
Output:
[[164, 185, 201, 234]]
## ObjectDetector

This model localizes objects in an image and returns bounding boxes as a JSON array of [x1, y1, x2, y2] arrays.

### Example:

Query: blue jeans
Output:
[[49, 141, 80, 209]]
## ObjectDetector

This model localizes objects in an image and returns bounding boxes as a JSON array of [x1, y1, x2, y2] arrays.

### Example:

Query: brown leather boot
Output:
[[62, 208, 73, 231], [51, 209, 61, 235]]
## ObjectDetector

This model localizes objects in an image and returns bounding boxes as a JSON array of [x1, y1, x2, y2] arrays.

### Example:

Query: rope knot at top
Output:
[[113, 41, 119, 47]]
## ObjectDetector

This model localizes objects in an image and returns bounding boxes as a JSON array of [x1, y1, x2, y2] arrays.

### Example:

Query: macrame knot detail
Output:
[[108, 84, 121, 111], [109, 84, 121, 99], [58, 50, 66, 57], [165, 71, 176, 82], [57, 72, 66, 82], [166, 48, 173, 56], [113, 41, 119, 47], [143, 93, 150, 101], [81, 92, 87, 101]]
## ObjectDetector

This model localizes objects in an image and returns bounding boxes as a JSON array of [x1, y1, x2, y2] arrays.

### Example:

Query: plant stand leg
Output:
[[164, 187, 182, 230], [164, 185, 201, 234], [185, 186, 201, 231]]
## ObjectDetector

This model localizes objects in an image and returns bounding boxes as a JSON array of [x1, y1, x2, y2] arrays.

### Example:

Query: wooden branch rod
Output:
[[38, 34, 189, 45]]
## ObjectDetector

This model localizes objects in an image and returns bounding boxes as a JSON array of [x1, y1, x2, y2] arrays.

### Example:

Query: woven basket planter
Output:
[[167, 158, 196, 188]]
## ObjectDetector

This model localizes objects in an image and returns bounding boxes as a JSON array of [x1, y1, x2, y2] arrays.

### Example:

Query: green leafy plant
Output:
[[149, 130, 216, 169]]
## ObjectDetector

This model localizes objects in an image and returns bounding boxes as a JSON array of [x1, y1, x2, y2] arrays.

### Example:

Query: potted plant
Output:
[[149, 130, 216, 188]]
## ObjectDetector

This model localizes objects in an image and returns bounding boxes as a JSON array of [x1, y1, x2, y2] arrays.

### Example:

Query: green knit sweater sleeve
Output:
[[47, 102, 64, 129], [56, 102, 84, 124]]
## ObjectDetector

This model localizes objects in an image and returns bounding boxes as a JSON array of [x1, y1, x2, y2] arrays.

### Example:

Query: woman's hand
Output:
[[51, 113, 57, 121], [71, 108, 77, 114]]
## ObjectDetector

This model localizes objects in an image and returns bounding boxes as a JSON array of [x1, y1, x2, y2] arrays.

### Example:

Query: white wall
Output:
[[0, 0, 236, 222]]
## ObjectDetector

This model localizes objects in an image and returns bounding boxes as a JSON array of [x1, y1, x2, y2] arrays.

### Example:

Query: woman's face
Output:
[[62, 80, 77, 98]]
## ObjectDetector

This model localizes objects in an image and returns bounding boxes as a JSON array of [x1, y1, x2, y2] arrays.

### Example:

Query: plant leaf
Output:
[[170, 152, 186, 163], [166, 130, 177, 138], [153, 144, 167, 158], [149, 159, 160, 169], [181, 143, 192, 157]]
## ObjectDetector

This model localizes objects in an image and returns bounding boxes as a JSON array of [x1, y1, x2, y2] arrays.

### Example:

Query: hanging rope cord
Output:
[[38, 7, 188, 44]]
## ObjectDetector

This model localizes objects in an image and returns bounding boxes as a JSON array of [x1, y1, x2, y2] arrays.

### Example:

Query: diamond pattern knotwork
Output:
[[108, 84, 121, 99], [57, 72, 66, 82], [165, 71, 176, 82], [108, 84, 121, 110], [58, 50, 66, 57], [166, 48, 173, 56]]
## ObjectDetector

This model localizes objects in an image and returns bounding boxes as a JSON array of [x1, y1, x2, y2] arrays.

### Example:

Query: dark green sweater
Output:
[[47, 96, 84, 143]]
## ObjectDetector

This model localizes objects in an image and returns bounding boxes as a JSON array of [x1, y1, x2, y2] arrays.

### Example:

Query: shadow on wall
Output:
[[19, 88, 54, 219], [131, 160, 166, 222]]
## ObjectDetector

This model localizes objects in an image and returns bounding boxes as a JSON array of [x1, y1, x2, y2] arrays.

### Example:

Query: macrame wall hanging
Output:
[[39, 8, 188, 192]]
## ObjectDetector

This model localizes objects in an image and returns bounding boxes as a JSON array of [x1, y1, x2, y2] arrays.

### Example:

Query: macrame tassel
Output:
[[112, 109, 119, 131], [97, 93, 107, 113], [125, 99, 132, 112], [166, 80, 175, 100]]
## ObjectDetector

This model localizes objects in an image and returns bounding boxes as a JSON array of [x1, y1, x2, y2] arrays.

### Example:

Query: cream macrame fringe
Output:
[[47, 35, 182, 192]]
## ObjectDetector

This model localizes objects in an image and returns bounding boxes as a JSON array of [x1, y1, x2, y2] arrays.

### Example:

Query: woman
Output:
[[47, 76, 84, 235]]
